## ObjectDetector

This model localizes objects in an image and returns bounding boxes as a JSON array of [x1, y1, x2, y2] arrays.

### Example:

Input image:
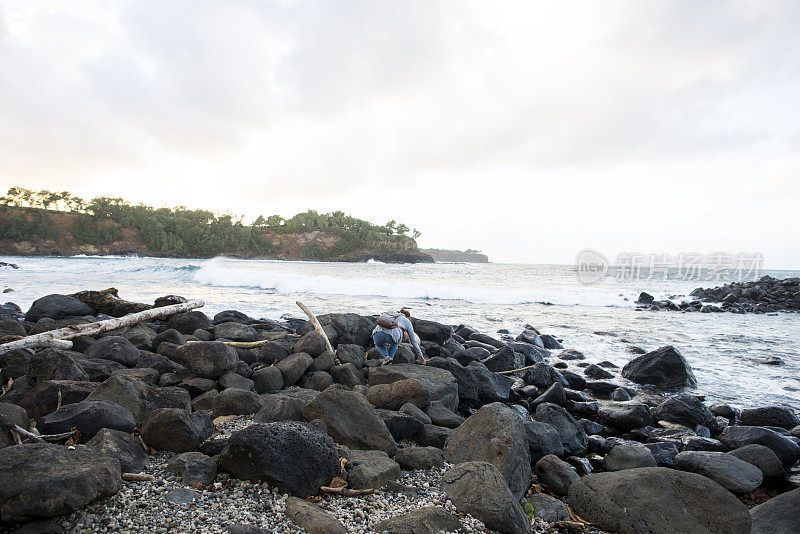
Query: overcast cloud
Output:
[[1, 0, 798, 266]]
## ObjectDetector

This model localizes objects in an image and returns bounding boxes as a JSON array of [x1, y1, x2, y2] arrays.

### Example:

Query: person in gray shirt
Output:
[[372, 308, 426, 365]]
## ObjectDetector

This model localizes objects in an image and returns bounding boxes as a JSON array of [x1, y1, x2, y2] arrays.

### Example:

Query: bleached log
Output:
[[122, 473, 155, 482], [0, 300, 204, 356], [296, 301, 335, 355], [496, 364, 537, 375], [12, 425, 77, 443], [319, 486, 375, 496], [186, 339, 271, 349]]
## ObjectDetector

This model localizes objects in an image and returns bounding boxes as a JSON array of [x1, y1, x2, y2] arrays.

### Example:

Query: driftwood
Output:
[[12, 425, 77, 443], [122, 473, 155, 482], [496, 363, 537, 375], [0, 300, 204, 355], [186, 339, 271, 349], [296, 301, 335, 355]]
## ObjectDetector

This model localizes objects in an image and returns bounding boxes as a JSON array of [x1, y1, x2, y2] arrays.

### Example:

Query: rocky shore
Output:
[[636, 275, 800, 314], [1, 291, 799, 533]]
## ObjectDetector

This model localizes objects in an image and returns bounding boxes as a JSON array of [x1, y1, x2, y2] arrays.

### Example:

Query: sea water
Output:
[[1, 255, 798, 410]]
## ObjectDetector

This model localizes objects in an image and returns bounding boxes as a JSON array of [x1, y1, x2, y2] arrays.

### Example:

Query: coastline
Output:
[[0, 290, 798, 533]]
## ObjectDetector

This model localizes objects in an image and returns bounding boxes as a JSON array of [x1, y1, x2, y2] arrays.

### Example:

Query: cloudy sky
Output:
[[1, 0, 799, 266]]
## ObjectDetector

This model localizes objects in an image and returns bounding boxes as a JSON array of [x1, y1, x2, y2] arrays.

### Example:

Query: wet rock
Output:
[[569, 467, 751, 534], [621, 345, 697, 389], [530, 382, 566, 408], [366, 379, 430, 410], [534, 402, 588, 456], [251, 366, 283, 394], [167, 452, 217, 486], [558, 349, 585, 361], [728, 444, 785, 479], [653, 394, 719, 433], [535, 454, 579, 495], [301, 387, 396, 454], [0, 442, 121, 523], [347, 449, 401, 489], [173, 342, 238, 380], [213, 388, 263, 416], [637, 292, 655, 304], [523, 363, 568, 389], [220, 422, 339, 496], [141, 408, 214, 453], [750, 486, 800, 534], [373, 506, 460, 534], [444, 402, 531, 499], [604, 442, 657, 471], [675, 451, 762, 494], [740, 406, 800, 429], [86, 376, 190, 423], [597, 401, 654, 431], [441, 461, 530, 534], [25, 294, 94, 322], [584, 364, 614, 379], [285, 496, 347, 534], [85, 428, 147, 473], [85, 336, 140, 367], [393, 446, 444, 470], [40, 400, 135, 441]]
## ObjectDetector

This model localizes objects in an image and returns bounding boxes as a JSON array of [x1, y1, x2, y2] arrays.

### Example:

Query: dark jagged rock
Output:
[[444, 402, 531, 499], [300, 313, 374, 347], [653, 394, 719, 433], [393, 446, 444, 470], [85, 336, 141, 367], [213, 310, 253, 325], [568, 467, 751, 534], [292, 331, 328, 358], [598, 402, 654, 431], [166, 311, 212, 335], [254, 390, 317, 423], [220, 422, 339, 497], [301, 388, 396, 454], [40, 400, 135, 441], [25, 294, 95, 323], [251, 367, 284, 393], [0, 348, 32, 382], [152, 329, 185, 353], [441, 461, 530, 534], [0, 442, 121, 523], [375, 409, 424, 441], [535, 454, 579, 496], [70, 288, 150, 317], [173, 342, 238, 380], [466, 361, 512, 403], [26, 349, 88, 386], [410, 319, 451, 345], [285, 496, 347, 534], [347, 449, 401, 489], [367, 364, 458, 412], [0, 403, 28, 449], [523, 421, 564, 463], [168, 452, 218, 486], [720, 426, 800, 468], [276, 353, 313, 386], [213, 388, 263, 416], [740, 406, 800, 429], [523, 363, 568, 389], [19, 380, 97, 420], [214, 322, 259, 342], [534, 402, 588, 456], [87, 375, 190, 423], [85, 428, 147, 473], [335, 344, 366, 369], [218, 372, 254, 391], [750, 487, 800, 534], [621, 345, 697, 389], [415, 424, 451, 449], [141, 408, 213, 453]]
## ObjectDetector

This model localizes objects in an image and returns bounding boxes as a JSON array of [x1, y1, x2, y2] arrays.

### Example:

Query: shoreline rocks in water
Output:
[[0, 289, 799, 533], [639, 275, 800, 314]]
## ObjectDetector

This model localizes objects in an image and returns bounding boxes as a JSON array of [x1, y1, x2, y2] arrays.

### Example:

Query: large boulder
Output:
[[25, 294, 95, 322], [740, 406, 800, 429], [674, 451, 763, 494], [86, 376, 190, 423], [251, 367, 284, 394], [85, 336, 141, 367], [301, 388, 396, 454], [523, 421, 564, 463], [0, 442, 121, 523], [212, 389, 263, 417], [441, 461, 530, 534], [720, 425, 800, 468], [728, 444, 785, 479], [750, 487, 800, 534], [167, 452, 218, 486], [393, 446, 444, 470], [70, 288, 151, 317], [467, 361, 512, 403], [276, 353, 313, 386], [40, 400, 135, 441], [26, 349, 89, 386], [426, 357, 479, 404], [219, 422, 339, 497], [19, 380, 97, 420], [0, 348, 32, 382], [85, 428, 147, 473], [173, 342, 238, 379], [604, 442, 658, 471], [292, 332, 328, 358], [535, 454, 579, 496], [534, 402, 588, 456], [368, 364, 459, 412], [141, 408, 214, 453], [569, 467, 751, 534], [214, 322, 259, 342], [409, 318, 451, 345], [0, 403, 28, 449], [166, 311, 212, 335], [373, 507, 461, 534], [621, 345, 697, 389], [254, 390, 317, 423], [444, 403, 531, 499], [365, 379, 430, 410], [376, 409, 425, 441]]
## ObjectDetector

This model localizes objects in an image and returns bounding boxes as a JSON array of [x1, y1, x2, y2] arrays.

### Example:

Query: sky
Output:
[[1, 1, 799, 267]]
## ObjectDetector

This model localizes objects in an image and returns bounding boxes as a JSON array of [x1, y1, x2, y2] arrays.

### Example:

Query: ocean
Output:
[[1, 255, 798, 410]]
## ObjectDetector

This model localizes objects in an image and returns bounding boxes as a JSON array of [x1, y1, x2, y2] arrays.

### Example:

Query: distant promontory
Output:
[[421, 248, 489, 263], [0, 187, 432, 263]]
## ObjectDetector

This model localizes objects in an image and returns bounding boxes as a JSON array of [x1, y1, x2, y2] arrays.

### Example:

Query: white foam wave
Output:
[[191, 261, 624, 306]]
